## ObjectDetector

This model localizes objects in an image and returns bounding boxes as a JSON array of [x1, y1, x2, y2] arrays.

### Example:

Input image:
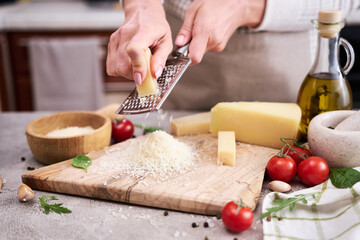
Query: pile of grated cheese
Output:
[[96, 130, 196, 178], [133, 130, 195, 174], [46, 126, 95, 137]]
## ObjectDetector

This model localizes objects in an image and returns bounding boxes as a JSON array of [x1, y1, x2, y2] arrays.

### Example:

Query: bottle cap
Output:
[[316, 10, 343, 38], [318, 10, 342, 24]]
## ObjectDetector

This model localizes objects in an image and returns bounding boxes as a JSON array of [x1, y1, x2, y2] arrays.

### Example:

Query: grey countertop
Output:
[[0, 111, 305, 240]]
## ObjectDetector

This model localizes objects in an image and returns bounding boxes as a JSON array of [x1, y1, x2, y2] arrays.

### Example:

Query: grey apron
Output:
[[163, 14, 312, 111]]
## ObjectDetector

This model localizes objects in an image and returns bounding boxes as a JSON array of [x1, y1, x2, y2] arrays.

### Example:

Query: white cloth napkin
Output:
[[28, 37, 104, 111], [263, 167, 360, 240]]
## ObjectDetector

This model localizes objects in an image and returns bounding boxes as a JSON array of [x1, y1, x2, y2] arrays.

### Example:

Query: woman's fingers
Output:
[[150, 35, 173, 79], [106, 30, 132, 79], [126, 37, 149, 85], [175, 0, 266, 65], [106, 0, 172, 83], [180, 1, 209, 64], [175, 1, 200, 47], [188, 25, 208, 65], [106, 30, 121, 76]]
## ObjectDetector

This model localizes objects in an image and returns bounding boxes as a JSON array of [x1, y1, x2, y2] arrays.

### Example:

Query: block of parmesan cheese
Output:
[[217, 131, 236, 166], [136, 48, 158, 97], [171, 112, 211, 136], [210, 102, 301, 149]]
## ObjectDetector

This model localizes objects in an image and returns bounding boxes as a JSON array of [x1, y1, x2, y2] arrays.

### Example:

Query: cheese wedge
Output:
[[171, 112, 211, 136], [210, 102, 301, 149], [136, 48, 158, 97], [217, 131, 236, 166]]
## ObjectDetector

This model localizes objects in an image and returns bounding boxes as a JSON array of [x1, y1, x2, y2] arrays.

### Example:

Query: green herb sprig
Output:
[[39, 196, 72, 215], [134, 124, 163, 135], [261, 192, 319, 219], [329, 168, 360, 189], [72, 155, 92, 173]]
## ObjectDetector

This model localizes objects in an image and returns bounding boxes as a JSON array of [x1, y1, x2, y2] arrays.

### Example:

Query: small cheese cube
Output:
[[217, 131, 236, 166], [136, 48, 158, 97], [171, 112, 211, 136], [210, 102, 301, 149]]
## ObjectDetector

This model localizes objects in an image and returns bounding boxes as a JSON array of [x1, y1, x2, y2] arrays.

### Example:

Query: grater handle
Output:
[[171, 42, 190, 58]]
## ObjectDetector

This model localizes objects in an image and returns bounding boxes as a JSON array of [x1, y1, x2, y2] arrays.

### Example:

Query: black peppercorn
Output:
[[191, 222, 197, 228], [21, 157, 26, 161], [163, 211, 169, 216], [203, 222, 209, 228]]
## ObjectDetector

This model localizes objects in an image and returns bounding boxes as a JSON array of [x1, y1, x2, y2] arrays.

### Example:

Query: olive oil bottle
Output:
[[297, 10, 354, 142]]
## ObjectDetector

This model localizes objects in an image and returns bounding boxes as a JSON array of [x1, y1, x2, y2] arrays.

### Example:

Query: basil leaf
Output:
[[143, 126, 162, 134], [134, 124, 162, 134], [72, 155, 92, 173], [329, 168, 360, 189]]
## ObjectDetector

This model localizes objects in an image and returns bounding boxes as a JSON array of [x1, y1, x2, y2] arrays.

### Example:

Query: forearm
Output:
[[242, 0, 266, 27], [123, 0, 164, 17]]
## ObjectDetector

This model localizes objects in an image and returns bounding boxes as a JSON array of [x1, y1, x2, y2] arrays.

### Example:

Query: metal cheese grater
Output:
[[115, 43, 191, 115]]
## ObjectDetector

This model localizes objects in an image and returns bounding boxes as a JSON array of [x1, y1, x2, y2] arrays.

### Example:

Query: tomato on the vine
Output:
[[111, 119, 134, 143], [222, 200, 253, 232], [297, 156, 329, 186], [283, 146, 312, 165], [266, 156, 297, 182]]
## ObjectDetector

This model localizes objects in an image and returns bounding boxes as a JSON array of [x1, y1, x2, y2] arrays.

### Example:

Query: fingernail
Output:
[[175, 35, 185, 46], [134, 72, 142, 85], [155, 66, 163, 79]]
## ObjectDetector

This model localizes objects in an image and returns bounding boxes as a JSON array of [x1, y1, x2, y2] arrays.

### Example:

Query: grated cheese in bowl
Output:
[[46, 126, 95, 137]]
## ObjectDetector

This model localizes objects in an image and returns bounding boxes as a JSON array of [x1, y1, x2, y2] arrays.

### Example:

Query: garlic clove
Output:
[[17, 184, 34, 202], [268, 180, 291, 193]]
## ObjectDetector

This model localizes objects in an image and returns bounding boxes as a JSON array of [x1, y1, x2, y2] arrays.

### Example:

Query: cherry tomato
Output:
[[283, 146, 312, 165], [222, 201, 253, 232], [266, 156, 297, 182], [111, 119, 134, 143], [297, 156, 329, 186]]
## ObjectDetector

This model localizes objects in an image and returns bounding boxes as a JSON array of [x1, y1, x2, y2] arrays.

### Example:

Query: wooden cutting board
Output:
[[22, 134, 278, 215]]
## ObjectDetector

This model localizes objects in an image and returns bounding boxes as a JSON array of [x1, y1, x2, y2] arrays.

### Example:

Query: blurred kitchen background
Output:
[[0, 0, 359, 112]]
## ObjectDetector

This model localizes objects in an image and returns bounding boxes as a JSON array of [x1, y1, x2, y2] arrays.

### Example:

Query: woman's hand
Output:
[[175, 0, 265, 64], [106, 0, 172, 85]]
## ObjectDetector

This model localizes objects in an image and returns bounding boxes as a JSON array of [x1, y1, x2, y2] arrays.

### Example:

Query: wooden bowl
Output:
[[26, 111, 111, 165]]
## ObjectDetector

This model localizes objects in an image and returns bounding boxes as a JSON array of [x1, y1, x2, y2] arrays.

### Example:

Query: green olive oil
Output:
[[297, 72, 352, 142]]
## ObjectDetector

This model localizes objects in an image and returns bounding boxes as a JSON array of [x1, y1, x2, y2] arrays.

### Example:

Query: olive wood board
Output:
[[22, 134, 278, 215]]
